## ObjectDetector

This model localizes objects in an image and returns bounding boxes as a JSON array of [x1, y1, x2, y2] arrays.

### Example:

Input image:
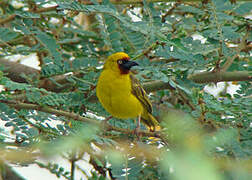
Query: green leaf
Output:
[[176, 4, 204, 15], [35, 30, 62, 62], [0, 71, 3, 80], [234, 2, 252, 15], [5, 122, 14, 127], [16, 11, 40, 18], [211, 0, 234, 11], [216, 12, 234, 21], [25, 128, 39, 137], [0, 0, 251, 179], [222, 26, 240, 40], [0, 27, 19, 42], [57, 2, 149, 35], [4, 80, 32, 90]]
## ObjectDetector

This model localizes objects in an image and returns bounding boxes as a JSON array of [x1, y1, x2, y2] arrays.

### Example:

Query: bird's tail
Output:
[[141, 111, 160, 132]]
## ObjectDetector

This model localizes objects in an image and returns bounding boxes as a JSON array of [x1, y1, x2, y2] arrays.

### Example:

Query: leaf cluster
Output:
[[0, 0, 251, 179]]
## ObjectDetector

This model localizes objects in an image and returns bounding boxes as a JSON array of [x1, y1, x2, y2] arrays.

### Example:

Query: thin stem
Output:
[[20, 115, 60, 136], [0, 14, 16, 25], [71, 76, 95, 86], [210, 1, 224, 59], [0, 100, 162, 138], [0, 100, 99, 124], [132, 41, 161, 60], [221, 31, 249, 72], [177, 89, 196, 111], [70, 156, 76, 180], [125, 154, 128, 180], [161, 2, 180, 22], [96, 0, 202, 4], [33, 5, 58, 13], [0, 6, 58, 25]]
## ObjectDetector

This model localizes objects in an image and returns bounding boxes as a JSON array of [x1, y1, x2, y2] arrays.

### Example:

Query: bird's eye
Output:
[[117, 60, 123, 64]]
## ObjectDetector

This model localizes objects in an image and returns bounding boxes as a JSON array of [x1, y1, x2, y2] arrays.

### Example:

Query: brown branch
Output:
[[177, 89, 196, 110], [0, 161, 25, 180], [188, 71, 252, 84], [106, 123, 161, 138], [143, 80, 175, 93], [0, 58, 74, 92], [150, 57, 179, 63], [0, 58, 175, 94], [0, 6, 58, 25], [0, 59, 40, 83], [0, 37, 82, 50], [0, 100, 161, 138], [161, 2, 180, 22], [70, 154, 76, 180], [33, 5, 58, 13], [189, 29, 251, 84], [95, 0, 205, 4], [132, 41, 161, 60], [0, 14, 16, 25], [83, 79, 176, 102], [221, 31, 250, 72], [0, 36, 31, 48], [0, 100, 98, 125], [89, 157, 107, 177]]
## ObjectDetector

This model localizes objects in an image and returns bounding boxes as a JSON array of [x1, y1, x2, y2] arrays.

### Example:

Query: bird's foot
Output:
[[133, 126, 142, 140], [104, 116, 113, 123], [102, 116, 113, 130], [133, 115, 142, 139]]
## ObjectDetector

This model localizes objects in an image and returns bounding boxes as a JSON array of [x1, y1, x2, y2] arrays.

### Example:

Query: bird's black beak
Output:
[[119, 60, 139, 70]]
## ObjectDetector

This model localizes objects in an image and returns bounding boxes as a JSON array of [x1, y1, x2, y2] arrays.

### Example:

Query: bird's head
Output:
[[104, 52, 138, 74]]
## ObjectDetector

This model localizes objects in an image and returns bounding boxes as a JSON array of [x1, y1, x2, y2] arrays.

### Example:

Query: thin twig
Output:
[[161, 2, 180, 22], [89, 156, 107, 177], [0, 100, 98, 124], [221, 31, 250, 72], [70, 153, 76, 180], [19, 115, 60, 136], [95, 0, 202, 4], [0, 100, 163, 138], [0, 6, 58, 25], [132, 41, 162, 60], [33, 5, 58, 13], [0, 14, 16, 25], [210, 0, 224, 69], [177, 89, 196, 110]]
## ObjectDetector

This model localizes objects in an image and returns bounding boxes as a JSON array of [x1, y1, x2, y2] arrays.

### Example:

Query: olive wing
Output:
[[130, 74, 152, 114]]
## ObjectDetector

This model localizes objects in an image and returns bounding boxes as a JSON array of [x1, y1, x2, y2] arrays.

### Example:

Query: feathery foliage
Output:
[[0, 0, 251, 179]]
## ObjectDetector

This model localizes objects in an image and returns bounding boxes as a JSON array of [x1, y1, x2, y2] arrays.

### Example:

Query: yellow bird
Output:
[[96, 52, 159, 131]]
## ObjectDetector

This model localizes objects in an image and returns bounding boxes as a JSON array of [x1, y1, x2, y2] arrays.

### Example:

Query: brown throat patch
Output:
[[118, 57, 130, 74]]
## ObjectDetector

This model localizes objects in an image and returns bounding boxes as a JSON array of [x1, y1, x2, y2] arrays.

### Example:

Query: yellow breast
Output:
[[96, 69, 143, 119]]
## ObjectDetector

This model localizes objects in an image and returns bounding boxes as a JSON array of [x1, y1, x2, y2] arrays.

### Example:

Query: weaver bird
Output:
[[96, 52, 159, 131]]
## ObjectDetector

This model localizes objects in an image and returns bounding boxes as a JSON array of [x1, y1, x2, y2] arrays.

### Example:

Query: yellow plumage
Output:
[[96, 52, 159, 131]]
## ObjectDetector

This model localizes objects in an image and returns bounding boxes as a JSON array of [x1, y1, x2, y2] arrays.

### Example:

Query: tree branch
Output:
[[0, 6, 58, 25], [0, 100, 161, 138], [0, 14, 16, 25], [0, 59, 40, 83], [143, 80, 175, 93], [161, 2, 180, 22], [0, 161, 25, 180], [0, 100, 98, 124], [70, 154, 76, 180], [188, 29, 251, 84], [32, 5, 58, 13], [188, 71, 252, 84], [95, 0, 209, 4], [0, 58, 175, 94], [221, 31, 250, 72]]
